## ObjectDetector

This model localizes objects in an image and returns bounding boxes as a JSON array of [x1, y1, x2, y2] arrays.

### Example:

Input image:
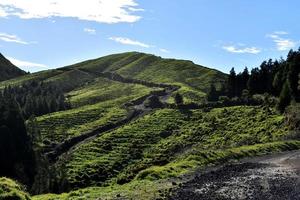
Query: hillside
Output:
[[0, 53, 26, 81], [0, 52, 298, 200]]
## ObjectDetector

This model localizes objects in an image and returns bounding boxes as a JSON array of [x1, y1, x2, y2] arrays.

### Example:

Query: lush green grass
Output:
[[0, 177, 31, 200], [67, 76, 157, 107], [58, 106, 289, 190], [33, 140, 300, 200], [2, 52, 295, 200], [63, 52, 226, 102], [36, 77, 153, 144]]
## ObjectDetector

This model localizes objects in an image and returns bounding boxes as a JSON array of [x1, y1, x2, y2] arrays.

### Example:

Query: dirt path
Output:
[[169, 150, 300, 200], [46, 70, 179, 162]]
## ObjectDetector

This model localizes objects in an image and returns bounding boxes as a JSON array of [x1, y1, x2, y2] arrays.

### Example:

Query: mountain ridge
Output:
[[0, 53, 26, 82]]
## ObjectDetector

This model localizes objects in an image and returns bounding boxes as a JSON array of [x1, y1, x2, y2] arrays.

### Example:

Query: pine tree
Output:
[[277, 81, 292, 113], [207, 84, 218, 101], [227, 67, 237, 97]]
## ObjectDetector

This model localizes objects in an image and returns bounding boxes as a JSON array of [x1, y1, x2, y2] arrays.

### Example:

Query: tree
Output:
[[0, 95, 36, 187], [247, 68, 260, 94], [227, 67, 237, 97], [207, 84, 218, 101], [277, 81, 292, 113], [174, 93, 183, 105], [145, 95, 163, 108]]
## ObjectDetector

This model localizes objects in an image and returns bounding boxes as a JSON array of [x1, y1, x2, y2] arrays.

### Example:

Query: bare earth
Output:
[[168, 150, 300, 200]]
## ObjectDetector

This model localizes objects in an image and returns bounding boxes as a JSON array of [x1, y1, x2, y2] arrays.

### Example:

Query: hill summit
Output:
[[0, 53, 26, 82]]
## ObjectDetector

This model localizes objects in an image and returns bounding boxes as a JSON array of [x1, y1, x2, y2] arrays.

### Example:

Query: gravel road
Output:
[[168, 150, 300, 200]]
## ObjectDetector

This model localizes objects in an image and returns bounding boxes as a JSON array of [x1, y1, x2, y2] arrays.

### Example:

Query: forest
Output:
[[208, 48, 300, 112]]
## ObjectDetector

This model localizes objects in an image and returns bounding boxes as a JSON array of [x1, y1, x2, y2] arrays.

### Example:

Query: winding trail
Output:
[[46, 69, 179, 162], [169, 150, 300, 200]]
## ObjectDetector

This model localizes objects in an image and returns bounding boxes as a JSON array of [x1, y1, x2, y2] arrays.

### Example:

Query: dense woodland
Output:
[[208, 48, 300, 112], [3, 81, 70, 119], [0, 94, 36, 187], [0, 81, 70, 189]]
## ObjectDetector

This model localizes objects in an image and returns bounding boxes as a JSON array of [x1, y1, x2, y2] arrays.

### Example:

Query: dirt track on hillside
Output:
[[168, 150, 300, 200]]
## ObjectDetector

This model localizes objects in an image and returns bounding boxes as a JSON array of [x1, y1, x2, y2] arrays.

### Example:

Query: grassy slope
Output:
[[64, 52, 226, 102], [55, 106, 290, 190], [2, 52, 292, 200], [0, 177, 31, 200], [35, 105, 299, 200], [37, 77, 153, 144]]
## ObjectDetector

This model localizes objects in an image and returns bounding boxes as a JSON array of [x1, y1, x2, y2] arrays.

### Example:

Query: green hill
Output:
[[1, 52, 297, 200], [0, 53, 26, 82]]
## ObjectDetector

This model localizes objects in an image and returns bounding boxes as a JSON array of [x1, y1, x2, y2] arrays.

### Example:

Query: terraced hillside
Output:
[[1, 52, 297, 200]]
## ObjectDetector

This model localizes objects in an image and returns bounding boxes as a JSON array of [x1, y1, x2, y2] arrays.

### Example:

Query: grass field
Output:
[[55, 106, 289, 191], [37, 77, 154, 144]]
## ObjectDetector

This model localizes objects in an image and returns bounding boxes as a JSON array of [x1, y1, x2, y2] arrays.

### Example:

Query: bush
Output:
[[285, 104, 300, 139], [174, 93, 183, 105], [145, 95, 163, 108]]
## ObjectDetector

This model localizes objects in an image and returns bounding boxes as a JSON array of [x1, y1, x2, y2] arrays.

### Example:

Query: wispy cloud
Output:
[[109, 37, 151, 48], [160, 48, 170, 53], [267, 31, 297, 51], [8, 57, 48, 71], [84, 28, 96, 35], [222, 45, 261, 54], [0, 33, 29, 44], [0, 0, 143, 24]]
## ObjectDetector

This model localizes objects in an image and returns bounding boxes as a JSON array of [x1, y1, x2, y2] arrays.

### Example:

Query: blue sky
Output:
[[0, 0, 299, 73]]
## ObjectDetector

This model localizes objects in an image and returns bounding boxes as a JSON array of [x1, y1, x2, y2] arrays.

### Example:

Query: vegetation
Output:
[[221, 49, 300, 112], [0, 94, 36, 188], [3, 81, 70, 119], [0, 53, 26, 82], [0, 178, 31, 200], [56, 106, 289, 191], [0, 51, 299, 199]]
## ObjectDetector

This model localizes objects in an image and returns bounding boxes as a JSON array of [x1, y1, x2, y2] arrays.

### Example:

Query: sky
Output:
[[0, 0, 299, 73]]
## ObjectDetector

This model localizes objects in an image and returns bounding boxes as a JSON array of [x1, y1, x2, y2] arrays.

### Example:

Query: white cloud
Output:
[[84, 28, 96, 35], [0, 33, 28, 44], [267, 32, 297, 51], [109, 37, 151, 48], [274, 31, 288, 35], [8, 57, 48, 70], [222, 45, 261, 54], [160, 48, 170, 53], [0, 0, 143, 24]]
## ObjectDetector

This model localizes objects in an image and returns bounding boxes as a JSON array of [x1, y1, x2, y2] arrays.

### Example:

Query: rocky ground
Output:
[[168, 150, 300, 200]]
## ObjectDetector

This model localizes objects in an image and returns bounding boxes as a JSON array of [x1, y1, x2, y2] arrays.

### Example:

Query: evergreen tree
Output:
[[277, 81, 292, 113], [227, 67, 237, 97], [207, 84, 218, 101], [0, 95, 36, 186]]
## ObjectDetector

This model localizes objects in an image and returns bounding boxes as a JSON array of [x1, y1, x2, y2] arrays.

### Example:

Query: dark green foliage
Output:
[[3, 81, 70, 119], [145, 95, 163, 108], [207, 84, 218, 101], [174, 93, 183, 105], [285, 104, 300, 137], [0, 53, 26, 82], [224, 48, 300, 112], [277, 81, 292, 113], [0, 94, 36, 187]]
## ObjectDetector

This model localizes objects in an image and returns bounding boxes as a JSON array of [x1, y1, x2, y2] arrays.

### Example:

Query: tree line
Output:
[[3, 81, 70, 119], [0, 94, 36, 187], [0, 80, 70, 190], [208, 48, 300, 112]]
